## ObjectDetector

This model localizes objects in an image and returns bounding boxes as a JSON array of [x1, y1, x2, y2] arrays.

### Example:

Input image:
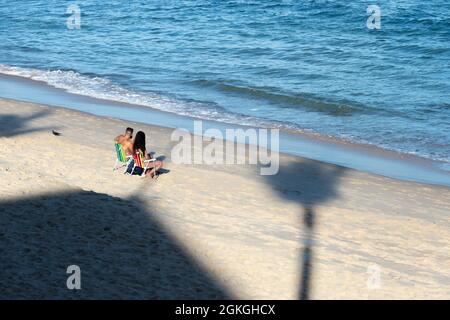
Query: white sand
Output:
[[0, 98, 449, 299]]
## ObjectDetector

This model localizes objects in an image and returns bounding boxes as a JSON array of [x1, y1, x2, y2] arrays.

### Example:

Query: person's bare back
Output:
[[114, 127, 134, 156]]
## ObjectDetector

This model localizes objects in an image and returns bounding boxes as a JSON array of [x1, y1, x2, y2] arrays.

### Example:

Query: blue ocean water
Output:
[[0, 1, 449, 164]]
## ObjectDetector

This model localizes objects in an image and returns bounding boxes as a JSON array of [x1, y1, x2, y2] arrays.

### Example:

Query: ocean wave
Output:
[[0, 64, 449, 166], [0, 64, 300, 130], [189, 79, 365, 116]]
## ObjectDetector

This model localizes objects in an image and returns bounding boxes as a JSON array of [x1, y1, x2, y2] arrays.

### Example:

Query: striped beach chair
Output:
[[129, 149, 156, 177], [113, 143, 132, 173]]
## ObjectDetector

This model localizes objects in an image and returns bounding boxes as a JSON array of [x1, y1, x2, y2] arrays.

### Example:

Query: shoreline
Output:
[[1, 98, 449, 299], [1, 72, 449, 187]]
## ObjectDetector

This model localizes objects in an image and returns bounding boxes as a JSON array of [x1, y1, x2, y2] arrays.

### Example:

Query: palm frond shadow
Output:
[[0, 110, 56, 138]]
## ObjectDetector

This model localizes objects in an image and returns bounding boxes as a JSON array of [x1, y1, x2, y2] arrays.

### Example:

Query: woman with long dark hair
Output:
[[127, 131, 163, 178], [133, 131, 146, 155]]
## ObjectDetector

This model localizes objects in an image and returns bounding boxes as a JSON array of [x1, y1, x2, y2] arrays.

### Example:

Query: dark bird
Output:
[[52, 130, 61, 136]]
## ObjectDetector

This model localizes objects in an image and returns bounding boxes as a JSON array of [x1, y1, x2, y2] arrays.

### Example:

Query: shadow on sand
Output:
[[262, 158, 346, 299], [0, 110, 56, 138], [0, 190, 230, 299]]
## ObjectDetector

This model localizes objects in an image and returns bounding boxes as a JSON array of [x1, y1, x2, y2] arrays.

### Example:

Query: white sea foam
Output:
[[1, 64, 449, 169], [0, 64, 279, 129], [0, 64, 185, 114]]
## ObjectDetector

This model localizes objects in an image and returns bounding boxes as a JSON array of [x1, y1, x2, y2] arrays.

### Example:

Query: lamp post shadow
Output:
[[262, 158, 345, 299]]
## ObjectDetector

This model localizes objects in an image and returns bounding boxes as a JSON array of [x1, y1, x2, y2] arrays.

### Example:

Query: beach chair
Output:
[[129, 149, 157, 178], [113, 143, 132, 173]]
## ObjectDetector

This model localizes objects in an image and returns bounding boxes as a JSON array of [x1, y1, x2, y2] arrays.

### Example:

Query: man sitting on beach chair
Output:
[[113, 127, 134, 172], [114, 127, 134, 156]]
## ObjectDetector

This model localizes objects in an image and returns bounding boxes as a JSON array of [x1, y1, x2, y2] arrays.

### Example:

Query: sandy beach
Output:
[[0, 97, 449, 299]]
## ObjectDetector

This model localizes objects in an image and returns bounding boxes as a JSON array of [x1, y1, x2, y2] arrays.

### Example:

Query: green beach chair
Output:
[[113, 143, 132, 173]]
